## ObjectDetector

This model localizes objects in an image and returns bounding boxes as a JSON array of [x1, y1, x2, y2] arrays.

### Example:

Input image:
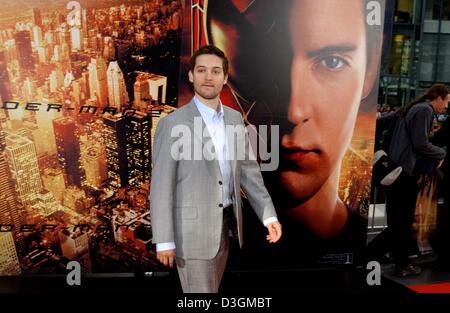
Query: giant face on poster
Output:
[[178, 0, 385, 269], [0, 0, 183, 275]]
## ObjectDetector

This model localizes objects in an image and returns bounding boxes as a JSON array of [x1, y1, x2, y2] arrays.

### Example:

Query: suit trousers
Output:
[[175, 206, 234, 293]]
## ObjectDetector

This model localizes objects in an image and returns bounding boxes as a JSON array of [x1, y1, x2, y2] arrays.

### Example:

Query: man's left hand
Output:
[[265, 221, 282, 243]]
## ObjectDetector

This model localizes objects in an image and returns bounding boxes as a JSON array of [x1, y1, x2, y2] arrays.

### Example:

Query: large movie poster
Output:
[[0, 0, 183, 275], [179, 0, 385, 269]]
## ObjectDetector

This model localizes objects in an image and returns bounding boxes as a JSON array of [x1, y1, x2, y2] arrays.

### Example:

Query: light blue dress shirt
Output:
[[194, 96, 234, 208]]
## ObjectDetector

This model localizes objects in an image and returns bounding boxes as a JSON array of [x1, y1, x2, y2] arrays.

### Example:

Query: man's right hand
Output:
[[157, 249, 176, 268]]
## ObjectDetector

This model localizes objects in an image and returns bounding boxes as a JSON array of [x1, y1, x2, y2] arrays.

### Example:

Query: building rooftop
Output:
[[135, 71, 166, 81]]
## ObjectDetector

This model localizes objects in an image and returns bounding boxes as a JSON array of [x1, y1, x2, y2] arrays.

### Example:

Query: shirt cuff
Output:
[[263, 216, 278, 226], [156, 242, 176, 252]]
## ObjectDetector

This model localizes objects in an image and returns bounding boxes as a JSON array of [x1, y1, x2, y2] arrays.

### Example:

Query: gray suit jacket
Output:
[[150, 99, 277, 259]]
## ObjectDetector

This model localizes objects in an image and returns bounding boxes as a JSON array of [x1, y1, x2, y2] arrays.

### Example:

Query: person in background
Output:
[[369, 84, 448, 277]]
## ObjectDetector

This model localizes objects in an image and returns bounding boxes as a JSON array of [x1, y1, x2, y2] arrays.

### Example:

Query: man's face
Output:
[[437, 94, 450, 113], [278, 0, 368, 204], [188, 54, 228, 102]]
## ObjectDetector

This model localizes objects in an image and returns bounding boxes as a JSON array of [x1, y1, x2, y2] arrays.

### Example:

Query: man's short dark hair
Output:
[[189, 45, 229, 76]]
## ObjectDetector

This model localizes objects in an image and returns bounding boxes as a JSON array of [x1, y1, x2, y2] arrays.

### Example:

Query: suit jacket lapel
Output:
[[223, 108, 237, 176], [186, 99, 222, 180]]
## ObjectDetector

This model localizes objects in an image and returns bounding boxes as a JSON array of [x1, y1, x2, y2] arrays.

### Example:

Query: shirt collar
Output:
[[194, 96, 224, 124]]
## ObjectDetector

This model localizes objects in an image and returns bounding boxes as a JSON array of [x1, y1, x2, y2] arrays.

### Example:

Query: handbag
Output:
[[372, 150, 403, 190]]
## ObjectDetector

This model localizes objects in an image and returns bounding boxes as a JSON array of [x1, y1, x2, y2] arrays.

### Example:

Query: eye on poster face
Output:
[[180, 0, 385, 268]]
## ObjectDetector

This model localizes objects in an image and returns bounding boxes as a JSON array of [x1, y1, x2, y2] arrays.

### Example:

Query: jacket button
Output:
[[218, 203, 223, 207], [218, 181, 223, 185]]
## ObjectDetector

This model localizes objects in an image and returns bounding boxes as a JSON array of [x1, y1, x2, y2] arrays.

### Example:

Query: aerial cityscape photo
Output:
[[0, 0, 182, 274]]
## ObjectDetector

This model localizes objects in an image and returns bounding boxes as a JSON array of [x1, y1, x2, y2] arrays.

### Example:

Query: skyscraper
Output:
[[102, 111, 151, 189], [88, 30, 97, 51], [135, 31, 146, 47], [34, 110, 60, 159], [5, 134, 42, 205], [63, 185, 86, 212], [41, 167, 66, 202], [59, 229, 91, 272], [102, 113, 128, 189], [44, 31, 54, 45], [49, 70, 58, 93], [150, 105, 175, 153], [88, 57, 108, 107], [133, 72, 167, 110], [81, 9, 88, 38], [126, 111, 151, 186], [37, 45, 49, 63], [81, 71, 90, 99], [96, 34, 104, 55], [53, 117, 84, 188], [71, 79, 85, 110], [60, 42, 70, 65], [133, 74, 151, 111], [22, 77, 36, 101], [103, 37, 115, 60], [53, 44, 61, 62], [70, 26, 82, 50], [168, 11, 182, 30], [107, 61, 128, 109], [0, 99, 9, 149], [59, 28, 71, 50], [147, 73, 167, 104], [23, 121, 47, 159], [32, 26, 42, 48], [0, 50, 12, 101], [82, 145, 107, 188], [13, 31, 35, 75], [32, 8, 42, 27], [0, 232, 21, 275], [36, 189, 59, 216], [0, 127, 5, 152], [0, 151, 23, 248]]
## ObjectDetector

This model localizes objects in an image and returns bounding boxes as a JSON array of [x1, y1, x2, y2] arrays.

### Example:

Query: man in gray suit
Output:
[[150, 45, 282, 293]]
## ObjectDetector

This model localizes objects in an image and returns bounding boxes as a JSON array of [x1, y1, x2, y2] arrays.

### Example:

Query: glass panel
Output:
[[419, 34, 438, 81], [389, 33, 412, 75], [424, 0, 442, 20], [379, 76, 402, 107], [411, 31, 420, 77], [437, 34, 450, 81], [443, 1, 450, 20], [395, 0, 414, 23]]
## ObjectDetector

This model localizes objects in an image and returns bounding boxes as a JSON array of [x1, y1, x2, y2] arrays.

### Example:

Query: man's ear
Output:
[[223, 74, 228, 85], [188, 70, 193, 83], [362, 35, 382, 100]]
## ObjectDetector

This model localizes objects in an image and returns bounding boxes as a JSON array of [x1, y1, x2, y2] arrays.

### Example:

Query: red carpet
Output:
[[409, 282, 450, 293]]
